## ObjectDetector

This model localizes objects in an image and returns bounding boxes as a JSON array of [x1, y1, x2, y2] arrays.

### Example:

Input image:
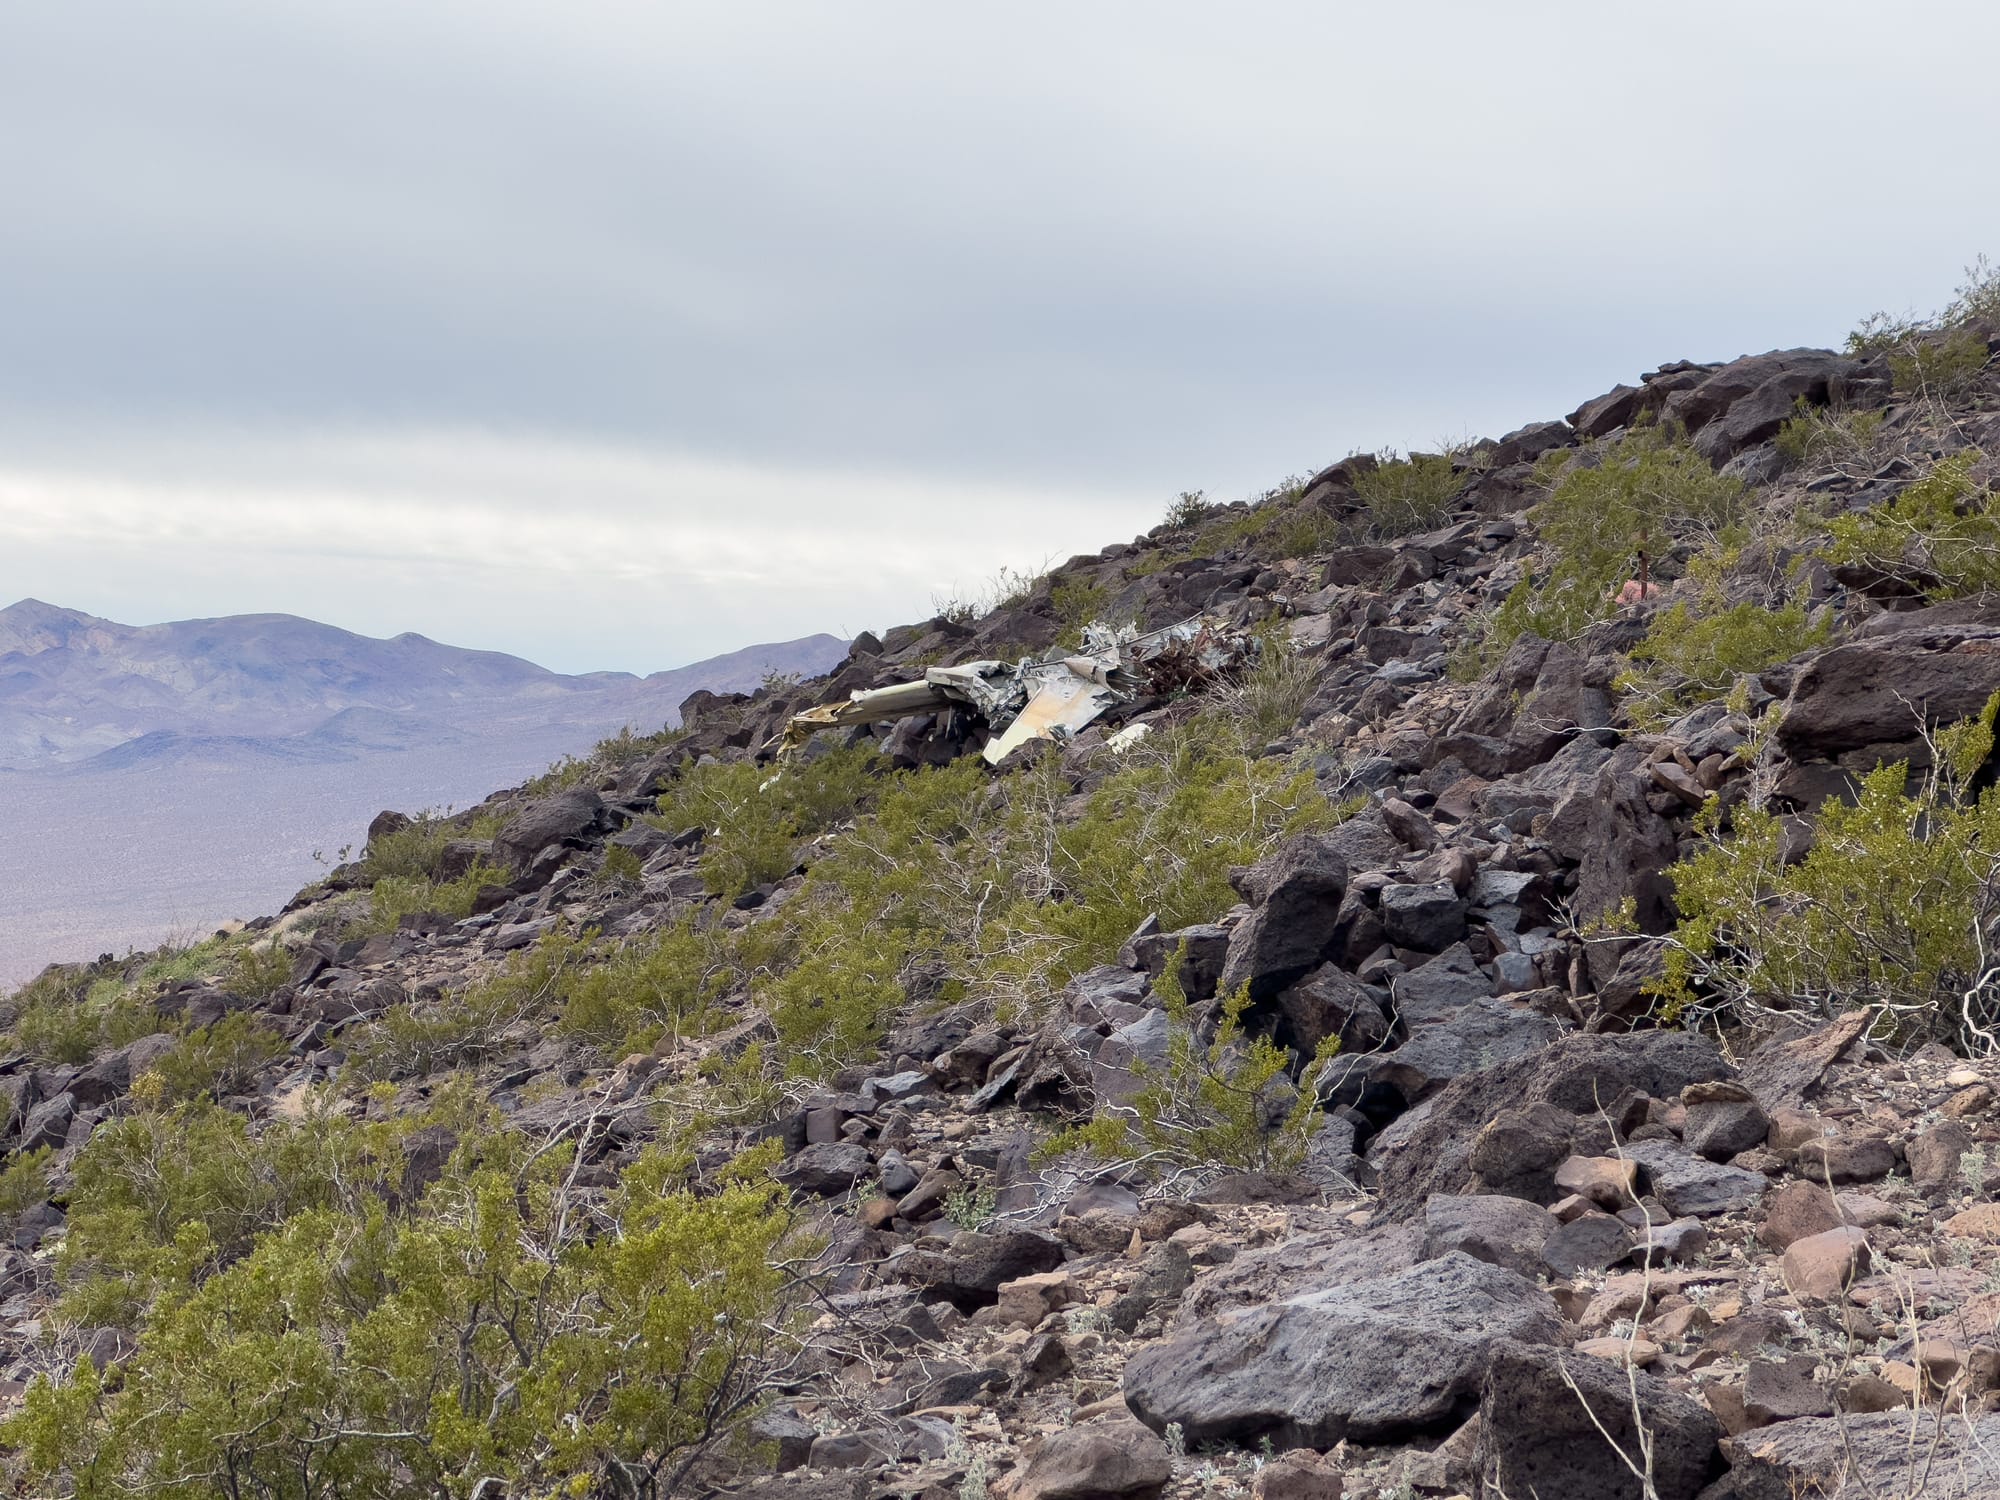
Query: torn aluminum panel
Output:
[[772, 612, 1256, 765]]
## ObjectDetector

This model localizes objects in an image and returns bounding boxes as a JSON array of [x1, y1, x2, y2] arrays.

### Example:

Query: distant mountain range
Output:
[[0, 598, 842, 772], [0, 600, 845, 984]]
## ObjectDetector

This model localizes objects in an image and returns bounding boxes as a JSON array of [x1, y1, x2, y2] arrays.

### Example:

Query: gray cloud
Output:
[[4, 2, 2000, 665]]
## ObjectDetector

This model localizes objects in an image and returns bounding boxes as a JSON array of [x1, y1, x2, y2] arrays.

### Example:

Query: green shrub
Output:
[[1617, 594, 1830, 727], [1487, 427, 1745, 658], [1040, 958, 1340, 1172], [0, 1146, 52, 1215], [1255, 500, 1343, 559], [55, 1095, 402, 1326], [1889, 327, 1990, 397], [1661, 694, 2000, 1050], [1822, 454, 2000, 599], [750, 718, 1347, 1074], [10, 974, 162, 1066], [558, 913, 741, 1055], [228, 941, 295, 1000], [600, 843, 645, 888], [8, 1128, 799, 1500], [349, 932, 582, 1081], [1848, 257, 1997, 400], [655, 745, 881, 899], [1774, 402, 1885, 470], [1354, 451, 1463, 538], [143, 1013, 288, 1103], [1216, 633, 1321, 746], [1048, 576, 1108, 629], [1162, 490, 1221, 529], [358, 858, 508, 936]]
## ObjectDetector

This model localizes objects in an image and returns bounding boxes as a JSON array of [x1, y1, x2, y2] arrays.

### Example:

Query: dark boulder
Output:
[[897, 1229, 1064, 1311], [1123, 1252, 1562, 1449], [1216, 834, 1350, 1003], [1774, 625, 2000, 770], [1272, 964, 1391, 1054], [1371, 1032, 1732, 1217], [493, 790, 610, 870], [1477, 1341, 1724, 1500], [1419, 1193, 1558, 1280], [1379, 881, 1467, 953]]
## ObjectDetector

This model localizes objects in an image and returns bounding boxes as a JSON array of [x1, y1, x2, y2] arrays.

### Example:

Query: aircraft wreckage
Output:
[[771, 614, 1258, 764]]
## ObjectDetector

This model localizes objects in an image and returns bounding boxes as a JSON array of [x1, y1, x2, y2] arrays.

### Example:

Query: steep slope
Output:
[[4, 308, 2000, 1498]]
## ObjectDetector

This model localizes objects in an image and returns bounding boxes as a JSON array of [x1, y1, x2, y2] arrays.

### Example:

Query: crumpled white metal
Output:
[[772, 613, 1254, 764]]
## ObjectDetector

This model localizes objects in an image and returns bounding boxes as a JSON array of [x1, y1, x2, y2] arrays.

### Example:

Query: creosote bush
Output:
[[1773, 401, 1884, 471], [1614, 547, 1831, 726], [1039, 954, 1340, 1173], [10, 1090, 803, 1500], [652, 744, 882, 899], [1486, 425, 1745, 658], [1821, 454, 2000, 599], [1353, 450, 1464, 539], [349, 930, 583, 1081], [1617, 597, 1828, 727], [1848, 255, 1998, 399], [1661, 693, 2000, 1052], [142, 1012, 289, 1103], [523, 723, 688, 797], [558, 911, 747, 1056], [712, 713, 1347, 1076]]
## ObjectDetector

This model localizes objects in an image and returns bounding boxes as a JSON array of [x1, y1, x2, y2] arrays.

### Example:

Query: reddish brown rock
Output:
[[1781, 1225, 1870, 1302]]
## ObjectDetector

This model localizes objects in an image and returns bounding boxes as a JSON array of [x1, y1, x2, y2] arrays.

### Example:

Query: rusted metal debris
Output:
[[772, 614, 1256, 765]]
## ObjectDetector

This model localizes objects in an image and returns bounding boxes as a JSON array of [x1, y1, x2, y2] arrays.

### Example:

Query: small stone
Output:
[[1743, 1356, 1833, 1426], [1542, 1213, 1636, 1277], [1765, 1106, 1825, 1154], [1011, 1420, 1172, 1500], [1576, 1336, 1662, 1367], [1633, 1218, 1709, 1266], [1553, 1154, 1639, 1210], [1944, 1203, 2000, 1243], [1648, 1304, 1713, 1343], [1792, 1133, 1896, 1185], [1781, 1225, 1870, 1302], [1683, 1095, 1770, 1162], [1251, 1451, 1344, 1500], [1945, 1067, 1982, 1088], [1839, 1373, 1909, 1413], [1944, 1083, 1995, 1117], [1909, 1121, 1974, 1196], [1833, 1192, 1899, 1229], [1757, 1181, 1841, 1252]]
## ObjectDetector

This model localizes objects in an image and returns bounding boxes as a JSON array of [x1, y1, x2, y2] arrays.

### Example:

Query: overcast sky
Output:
[[5, 3, 2000, 673]]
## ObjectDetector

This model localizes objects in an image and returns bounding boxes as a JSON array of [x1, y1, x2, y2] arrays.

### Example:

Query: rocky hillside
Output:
[[5, 286, 2000, 1499]]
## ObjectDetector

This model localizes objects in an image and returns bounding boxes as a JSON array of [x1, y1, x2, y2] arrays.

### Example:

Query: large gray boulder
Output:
[[1702, 1410, 2000, 1499], [1123, 1252, 1562, 1448], [1370, 1032, 1733, 1218], [1774, 625, 2000, 770], [493, 789, 610, 870], [1477, 1340, 1724, 1500], [1420, 1193, 1558, 1281], [1371, 999, 1562, 1103]]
